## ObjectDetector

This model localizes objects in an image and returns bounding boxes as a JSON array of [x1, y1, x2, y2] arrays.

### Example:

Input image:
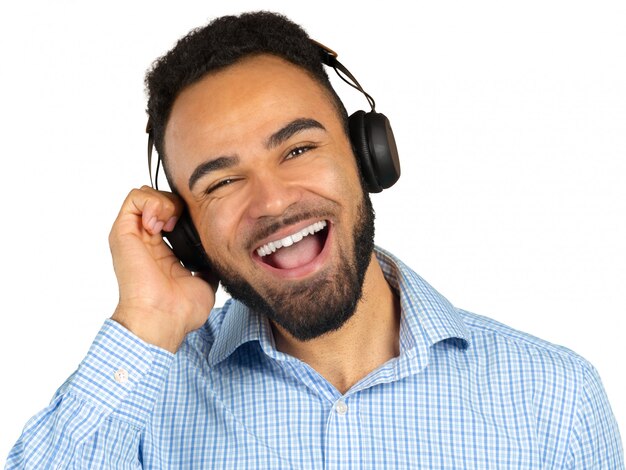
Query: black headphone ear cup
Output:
[[365, 112, 401, 190], [162, 209, 213, 272], [349, 110, 382, 193], [349, 110, 401, 193]]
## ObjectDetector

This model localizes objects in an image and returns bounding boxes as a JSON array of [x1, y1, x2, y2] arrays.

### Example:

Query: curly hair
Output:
[[145, 10, 349, 179]]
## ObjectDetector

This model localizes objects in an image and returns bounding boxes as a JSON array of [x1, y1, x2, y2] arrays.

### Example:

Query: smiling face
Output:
[[164, 54, 375, 341]]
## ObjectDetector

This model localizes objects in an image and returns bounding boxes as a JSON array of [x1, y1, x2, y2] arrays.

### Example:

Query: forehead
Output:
[[164, 54, 339, 183]]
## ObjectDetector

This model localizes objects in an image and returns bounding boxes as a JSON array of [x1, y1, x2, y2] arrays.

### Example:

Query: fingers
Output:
[[116, 186, 185, 236]]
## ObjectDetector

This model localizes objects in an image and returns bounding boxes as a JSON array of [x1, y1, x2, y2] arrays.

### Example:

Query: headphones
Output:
[[146, 40, 401, 272]]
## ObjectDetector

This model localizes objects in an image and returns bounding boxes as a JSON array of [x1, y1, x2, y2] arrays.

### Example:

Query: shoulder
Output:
[[452, 307, 614, 439], [451, 309, 624, 465], [457, 308, 595, 381]]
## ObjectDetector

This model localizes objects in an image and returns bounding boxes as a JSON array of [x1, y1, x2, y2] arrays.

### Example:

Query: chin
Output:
[[209, 188, 375, 341]]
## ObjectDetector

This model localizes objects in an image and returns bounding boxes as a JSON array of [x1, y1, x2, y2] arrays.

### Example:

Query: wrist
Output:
[[111, 306, 186, 353]]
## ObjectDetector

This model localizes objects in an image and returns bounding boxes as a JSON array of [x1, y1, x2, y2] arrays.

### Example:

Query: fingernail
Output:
[[163, 216, 178, 232], [147, 216, 157, 232], [153, 220, 165, 233]]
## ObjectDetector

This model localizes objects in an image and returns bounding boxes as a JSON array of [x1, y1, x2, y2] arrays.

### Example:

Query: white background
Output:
[[1, 0, 624, 460]]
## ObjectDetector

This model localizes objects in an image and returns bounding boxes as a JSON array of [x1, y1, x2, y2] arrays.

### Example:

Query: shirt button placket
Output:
[[325, 397, 360, 469], [335, 399, 348, 415]]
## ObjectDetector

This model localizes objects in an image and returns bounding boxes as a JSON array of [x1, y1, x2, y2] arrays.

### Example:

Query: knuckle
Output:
[[162, 199, 176, 213], [151, 197, 164, 212], [125, 187, 145, 204]]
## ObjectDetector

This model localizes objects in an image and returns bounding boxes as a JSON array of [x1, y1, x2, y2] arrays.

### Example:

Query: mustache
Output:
[[244, 208, 333, 251]]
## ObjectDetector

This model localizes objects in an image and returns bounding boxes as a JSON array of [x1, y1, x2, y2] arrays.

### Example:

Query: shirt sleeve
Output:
[[5, 319, 175, 469], [566, 361, 625, 469]]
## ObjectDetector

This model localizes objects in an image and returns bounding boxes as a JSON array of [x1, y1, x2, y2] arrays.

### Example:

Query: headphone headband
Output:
[[312, 40, 376, 111]]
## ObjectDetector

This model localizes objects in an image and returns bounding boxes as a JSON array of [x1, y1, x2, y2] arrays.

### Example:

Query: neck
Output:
[[270, 253, 400, 395]]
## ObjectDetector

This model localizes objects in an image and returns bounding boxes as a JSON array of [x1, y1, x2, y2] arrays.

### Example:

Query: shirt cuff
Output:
[[68, 318, 175, 428]]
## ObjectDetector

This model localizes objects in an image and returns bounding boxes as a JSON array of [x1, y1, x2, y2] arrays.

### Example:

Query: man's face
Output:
[[164, 54, 375, 341]]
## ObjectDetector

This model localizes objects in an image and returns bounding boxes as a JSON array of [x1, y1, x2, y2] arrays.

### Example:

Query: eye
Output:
[[205, 177, 239, 195], [285, 145, 315, 160]]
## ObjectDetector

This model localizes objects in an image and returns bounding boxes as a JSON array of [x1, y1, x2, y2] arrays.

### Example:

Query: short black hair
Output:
[[145, 10, 349, 184]]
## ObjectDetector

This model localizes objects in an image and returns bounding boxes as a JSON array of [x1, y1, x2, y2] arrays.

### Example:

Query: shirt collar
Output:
[[207, 246, 470, 368], [207, 299, 275, 367], [374, 247, 470, 355]]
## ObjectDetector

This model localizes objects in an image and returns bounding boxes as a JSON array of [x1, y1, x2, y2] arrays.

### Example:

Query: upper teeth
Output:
[[256, 220, 327, 257]]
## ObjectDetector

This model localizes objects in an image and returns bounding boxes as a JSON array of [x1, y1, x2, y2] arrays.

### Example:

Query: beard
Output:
[[206, 190, 376, 341]]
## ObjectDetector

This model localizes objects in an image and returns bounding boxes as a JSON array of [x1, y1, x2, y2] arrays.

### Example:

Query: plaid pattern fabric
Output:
[[6, 247, 623, 469]]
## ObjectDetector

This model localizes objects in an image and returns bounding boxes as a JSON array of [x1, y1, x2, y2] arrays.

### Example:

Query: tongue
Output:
[[266, 234, 323, 269]]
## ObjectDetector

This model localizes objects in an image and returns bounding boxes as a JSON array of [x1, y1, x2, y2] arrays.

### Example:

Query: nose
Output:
[[245, 170, 303, 220]]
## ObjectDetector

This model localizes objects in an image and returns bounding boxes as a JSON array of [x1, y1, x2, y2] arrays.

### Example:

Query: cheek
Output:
[[302, 152, 362, 200], [192, 204, 241, 260]]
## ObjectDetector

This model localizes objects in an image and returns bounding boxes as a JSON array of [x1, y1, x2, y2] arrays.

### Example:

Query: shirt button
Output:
[[335, 400, 348, 415], [114, 368, 129, 384]]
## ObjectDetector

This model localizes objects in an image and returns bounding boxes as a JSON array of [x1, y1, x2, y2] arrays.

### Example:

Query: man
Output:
[[7, 11, 623, 469]]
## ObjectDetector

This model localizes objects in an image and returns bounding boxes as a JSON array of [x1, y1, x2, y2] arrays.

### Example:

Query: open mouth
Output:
[[254, 220, 330, 272]]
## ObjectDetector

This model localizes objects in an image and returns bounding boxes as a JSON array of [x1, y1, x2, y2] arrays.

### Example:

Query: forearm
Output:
[[5, 320, 174, 469]]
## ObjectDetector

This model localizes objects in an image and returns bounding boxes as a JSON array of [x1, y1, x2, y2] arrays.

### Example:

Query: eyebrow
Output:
[[188, 117, 326, 191], [265, 117, 326, 149], [188, 155, 239, 191]]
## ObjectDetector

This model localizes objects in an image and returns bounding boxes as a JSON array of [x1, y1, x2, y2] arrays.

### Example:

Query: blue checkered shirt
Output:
[[6, 247, 624, 469]]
